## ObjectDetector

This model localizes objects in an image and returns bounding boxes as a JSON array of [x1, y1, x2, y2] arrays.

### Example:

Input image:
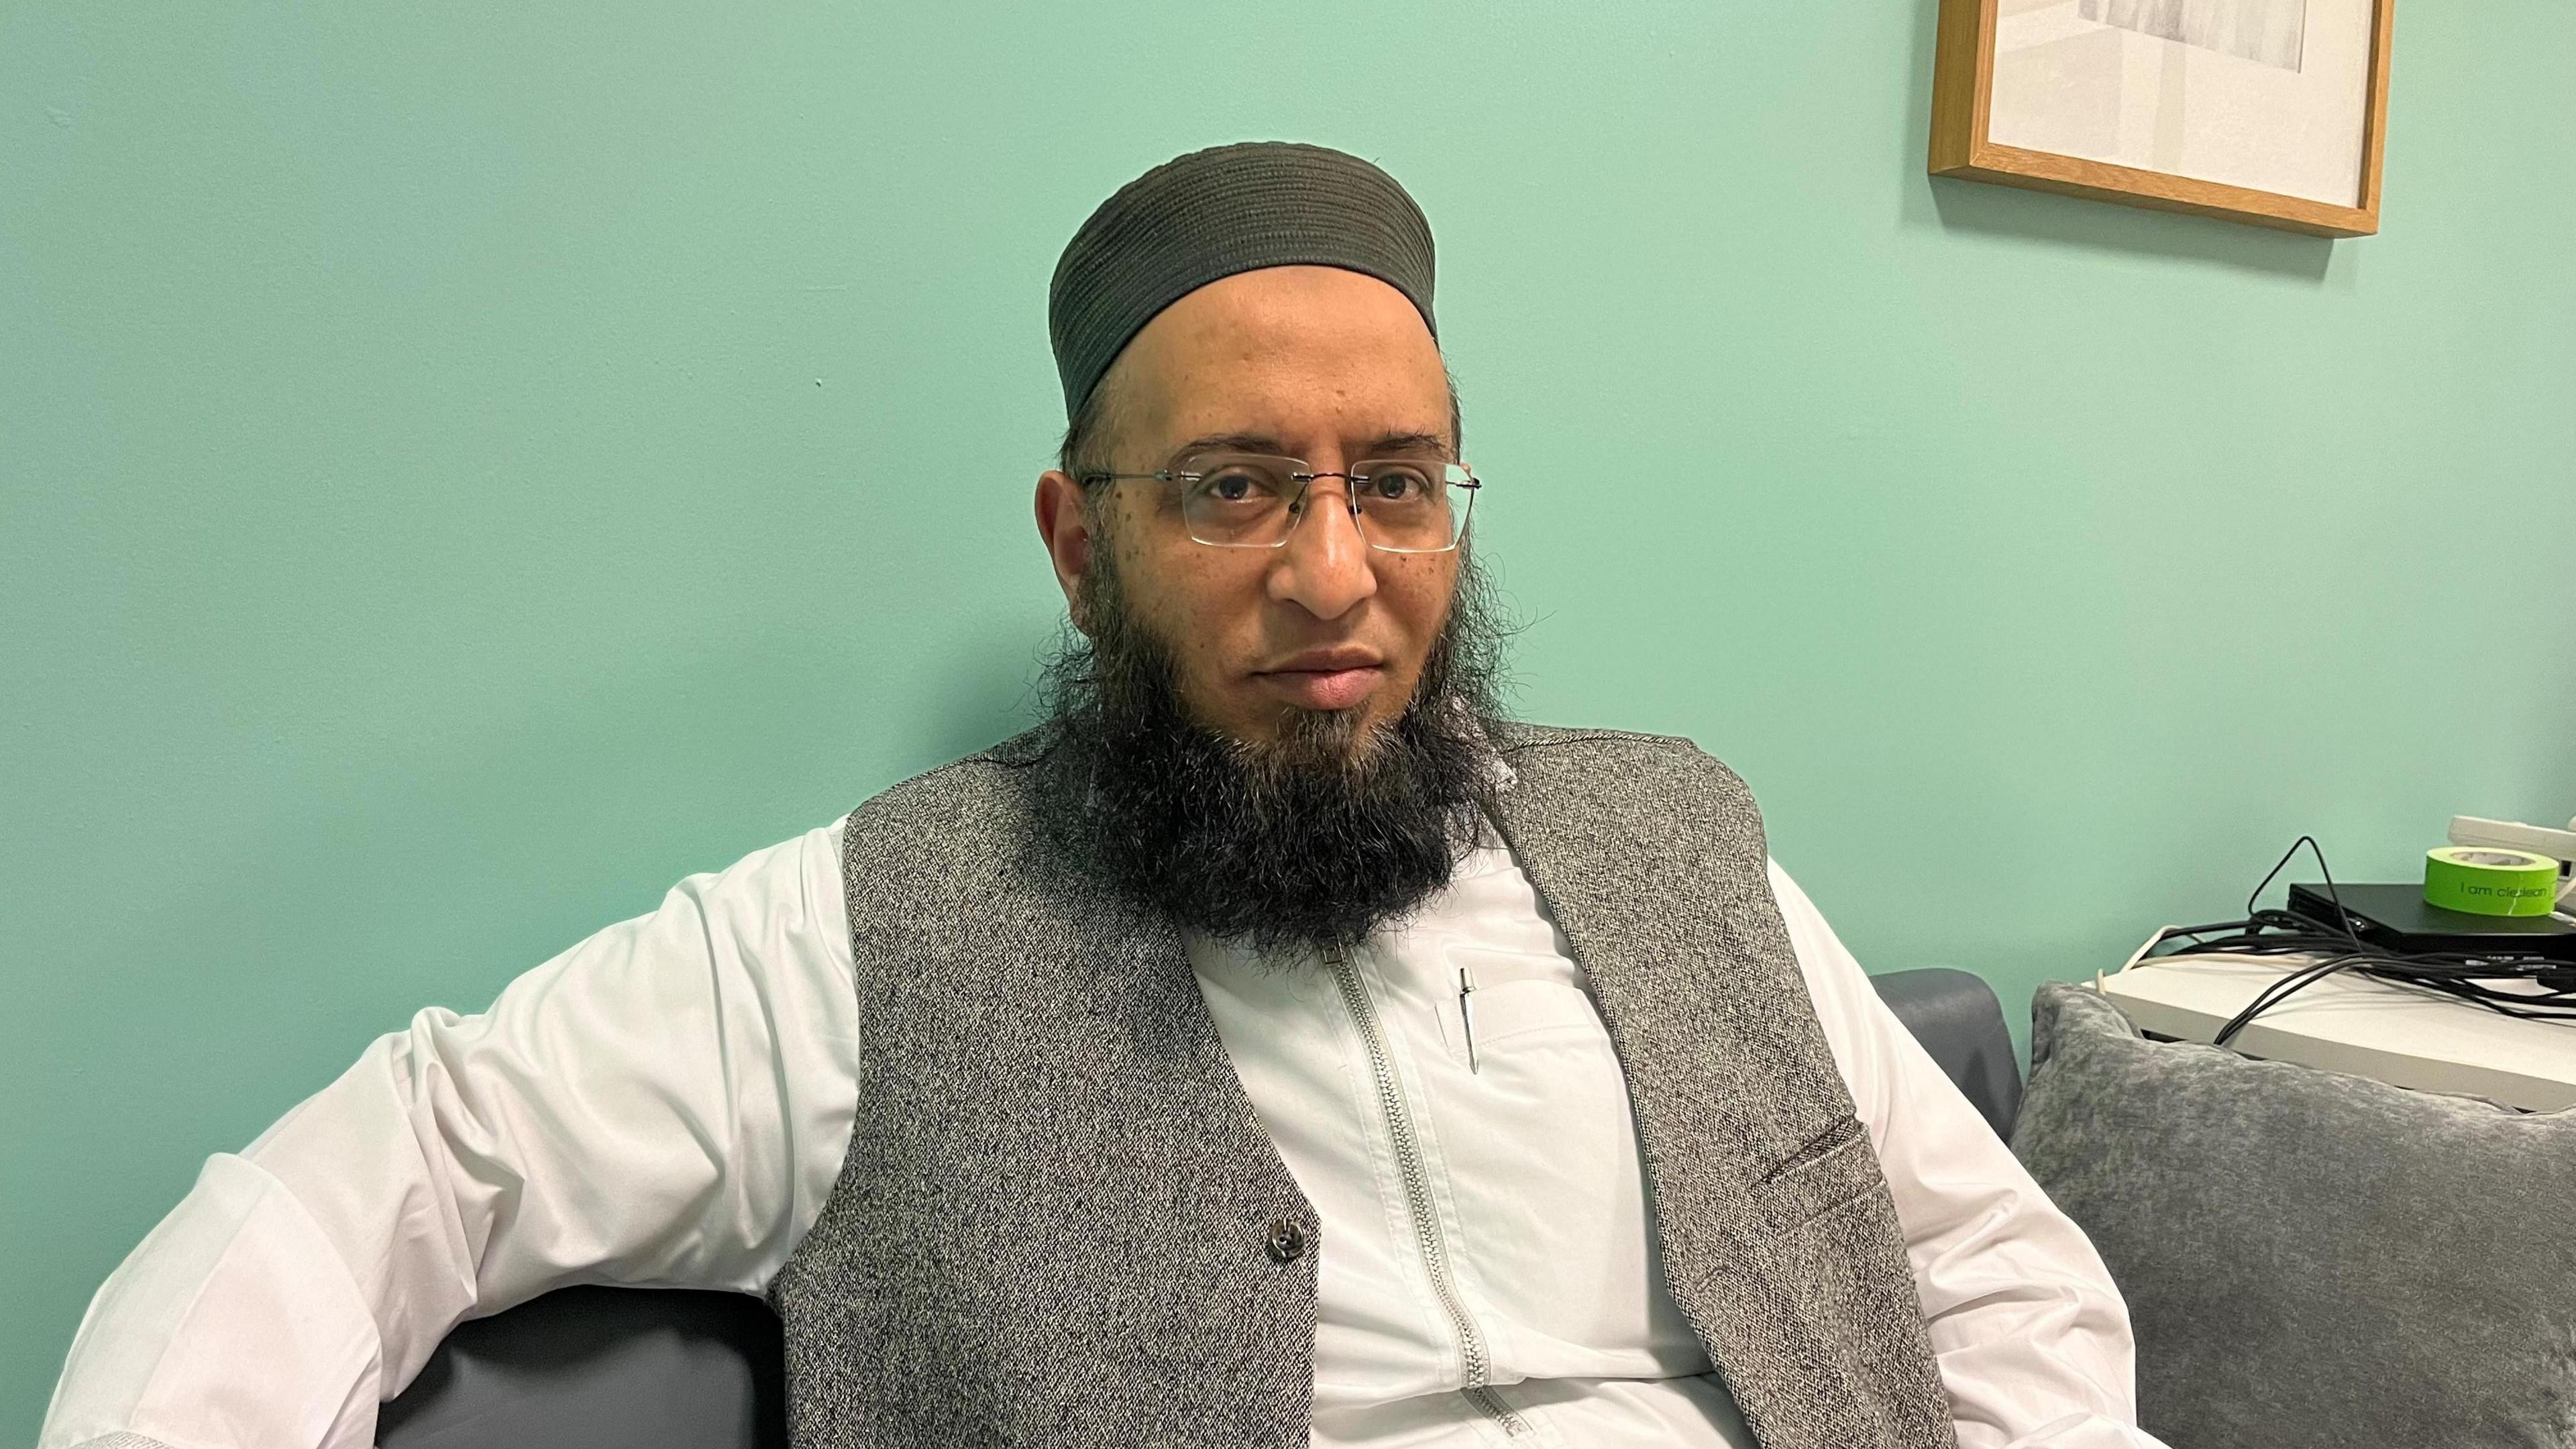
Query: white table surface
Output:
[[2096, 952, 2576, 1112]]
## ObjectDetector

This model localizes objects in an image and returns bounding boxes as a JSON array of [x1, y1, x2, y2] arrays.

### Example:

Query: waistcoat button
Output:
[[1264, 1218, 1307, 1263]]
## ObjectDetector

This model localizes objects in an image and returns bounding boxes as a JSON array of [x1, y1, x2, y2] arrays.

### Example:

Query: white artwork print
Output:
[[1987, 0, 2372, 207], [2080, 0, 2308, 73]]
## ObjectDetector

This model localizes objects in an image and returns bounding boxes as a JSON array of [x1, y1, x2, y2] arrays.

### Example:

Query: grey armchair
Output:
[[378, 967, 2019, 1449]]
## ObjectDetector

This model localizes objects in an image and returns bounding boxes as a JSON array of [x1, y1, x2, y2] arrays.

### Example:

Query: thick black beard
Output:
[[1035, 548, 1509, 955]]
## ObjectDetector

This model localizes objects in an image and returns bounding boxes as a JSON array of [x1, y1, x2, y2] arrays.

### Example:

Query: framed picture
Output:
[[1930, 0, 2394, 237]]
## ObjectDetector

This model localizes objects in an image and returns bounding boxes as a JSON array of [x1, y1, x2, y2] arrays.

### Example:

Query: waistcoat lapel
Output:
[[1487, 724, 1956, 1449]]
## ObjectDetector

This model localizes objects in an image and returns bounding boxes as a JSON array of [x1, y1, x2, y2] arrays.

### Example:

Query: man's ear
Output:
[[1034, 470, 1097, 635]]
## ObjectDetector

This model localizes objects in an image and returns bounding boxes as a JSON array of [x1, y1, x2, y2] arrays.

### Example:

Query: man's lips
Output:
[[1252, 652, 1386, 711]]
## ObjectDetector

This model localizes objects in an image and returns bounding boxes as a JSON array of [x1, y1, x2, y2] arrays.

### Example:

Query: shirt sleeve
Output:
[[1767, 861, 2170, 1449], [40, 818, 863, 1449]]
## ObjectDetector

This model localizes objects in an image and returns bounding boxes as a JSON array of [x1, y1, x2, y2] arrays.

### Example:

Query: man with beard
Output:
[[43, 144, 2163, 1449]]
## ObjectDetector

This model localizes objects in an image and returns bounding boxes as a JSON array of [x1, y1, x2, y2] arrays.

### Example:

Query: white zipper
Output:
[[1325, 943, 1532, 1440]]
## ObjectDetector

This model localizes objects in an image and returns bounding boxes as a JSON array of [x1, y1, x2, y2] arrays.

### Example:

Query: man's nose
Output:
[[1267, 477, 1378, 621]]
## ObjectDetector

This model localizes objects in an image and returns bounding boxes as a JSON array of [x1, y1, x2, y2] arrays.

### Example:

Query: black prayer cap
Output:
[[1048, 141, 1438, 421]]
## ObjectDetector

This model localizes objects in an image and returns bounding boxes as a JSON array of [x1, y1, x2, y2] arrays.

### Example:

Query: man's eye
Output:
[[1364, 467, 1430, 502], [1197, 469, 1273, 504]]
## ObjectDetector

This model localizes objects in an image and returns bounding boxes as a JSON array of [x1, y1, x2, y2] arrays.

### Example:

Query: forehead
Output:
[[1110, 266, 1450, 453]]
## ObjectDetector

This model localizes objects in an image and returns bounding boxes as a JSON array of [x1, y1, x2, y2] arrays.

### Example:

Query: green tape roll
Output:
[[2423, 846, 2561, 918]]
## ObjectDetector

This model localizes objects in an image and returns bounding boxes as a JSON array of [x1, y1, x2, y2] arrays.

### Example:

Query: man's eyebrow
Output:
[[1359, 431, 1451, 458], [1172, 431, 1289, 457], [1167, 430, 1454, 460]]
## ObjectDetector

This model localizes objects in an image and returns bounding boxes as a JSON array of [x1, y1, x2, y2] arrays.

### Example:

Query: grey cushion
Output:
[[2012, 982, 2576, 1449]]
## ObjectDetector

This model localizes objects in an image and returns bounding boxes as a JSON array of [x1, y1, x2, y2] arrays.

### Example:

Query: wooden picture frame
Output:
[[1930, 0, 2394, 237]]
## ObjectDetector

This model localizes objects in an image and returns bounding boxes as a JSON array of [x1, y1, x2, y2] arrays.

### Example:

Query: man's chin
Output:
[[1203, 699, 1399, 770]]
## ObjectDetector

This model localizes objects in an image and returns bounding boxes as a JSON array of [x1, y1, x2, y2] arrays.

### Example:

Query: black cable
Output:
[[2208, 955, 2359, 1046], [2244, 835, 2365, 949]]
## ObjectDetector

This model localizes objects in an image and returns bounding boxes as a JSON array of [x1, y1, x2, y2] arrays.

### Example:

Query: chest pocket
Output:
[[1470, 977, 1609, 1051], [1755, 1116, 1887, 1234]]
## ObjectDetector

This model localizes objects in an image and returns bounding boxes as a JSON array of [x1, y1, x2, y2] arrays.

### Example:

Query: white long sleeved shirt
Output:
[[42, 814, 2163, 1449]]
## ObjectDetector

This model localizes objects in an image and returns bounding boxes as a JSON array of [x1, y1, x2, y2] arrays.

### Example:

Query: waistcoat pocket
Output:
[[1753, 1116, 1882, 1234]]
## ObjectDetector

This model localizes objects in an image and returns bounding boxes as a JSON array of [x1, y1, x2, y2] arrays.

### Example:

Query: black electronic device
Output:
[[2285, 882, 2576, 964]]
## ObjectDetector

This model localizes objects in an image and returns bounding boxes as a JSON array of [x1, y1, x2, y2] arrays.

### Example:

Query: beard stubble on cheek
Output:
[[1034, 531, 1508, 955]]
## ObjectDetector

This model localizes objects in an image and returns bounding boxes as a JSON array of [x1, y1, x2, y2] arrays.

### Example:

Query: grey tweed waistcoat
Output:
[[766, 722, 1955, 1449]]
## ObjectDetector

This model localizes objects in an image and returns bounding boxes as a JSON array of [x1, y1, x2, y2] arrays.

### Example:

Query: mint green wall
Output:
[[6, 0, 2572, 1432]]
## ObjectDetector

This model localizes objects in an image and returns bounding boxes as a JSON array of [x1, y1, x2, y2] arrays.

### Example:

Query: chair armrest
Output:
[[378, 1285, 786, 1449], [1870, 967, 2023, 1139]]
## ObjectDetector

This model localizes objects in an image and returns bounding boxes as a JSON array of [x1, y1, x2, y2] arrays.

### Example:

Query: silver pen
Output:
[[1458, 965, 1479, 1074]]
